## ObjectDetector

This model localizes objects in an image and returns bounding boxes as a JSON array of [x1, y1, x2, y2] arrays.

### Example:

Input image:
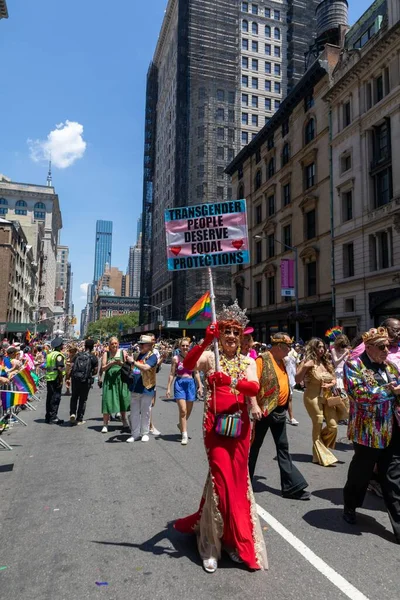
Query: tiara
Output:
[[362, 327, 388, 343], [217, 299, 249, 328], [271, 335, 294, 344]]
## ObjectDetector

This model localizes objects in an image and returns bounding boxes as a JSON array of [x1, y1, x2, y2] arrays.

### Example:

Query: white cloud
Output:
[[28, 120, 87, 168], [79, 282, 89, 300]]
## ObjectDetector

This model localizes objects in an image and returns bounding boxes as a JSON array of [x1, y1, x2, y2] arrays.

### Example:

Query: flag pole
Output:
[[207, 267, 220, 372]]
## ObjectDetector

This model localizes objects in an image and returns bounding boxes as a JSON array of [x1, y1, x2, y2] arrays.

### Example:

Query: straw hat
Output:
[[138, 335, 154, 344]]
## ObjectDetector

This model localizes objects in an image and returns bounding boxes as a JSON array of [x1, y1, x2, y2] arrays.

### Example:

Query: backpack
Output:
[[71, 352, 93, 382]]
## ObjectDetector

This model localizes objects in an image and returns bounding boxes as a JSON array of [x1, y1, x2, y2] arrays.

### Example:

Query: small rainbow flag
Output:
[[10, 366, 37, 395], [0, 390, 29, 410], [325, 326, 343, 342], [186, 292, 212, 324]]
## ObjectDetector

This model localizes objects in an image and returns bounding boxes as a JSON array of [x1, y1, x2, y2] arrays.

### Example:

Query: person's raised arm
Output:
[[295, 359, 314, 384]]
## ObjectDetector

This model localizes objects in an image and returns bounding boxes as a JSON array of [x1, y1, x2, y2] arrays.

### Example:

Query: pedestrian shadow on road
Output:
[[158, 433, 183, 443], [252, 476, 282, 497], [93, 523, 253, 570], [87, 425, 124, 434], [105, 433, 131, 443], [312, 487, 385, 512], [302, 507, 395, 544], [92, 522, 201, 566]]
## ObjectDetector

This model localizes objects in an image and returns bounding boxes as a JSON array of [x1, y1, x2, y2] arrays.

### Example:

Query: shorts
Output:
[[174, 377, 196, 401]]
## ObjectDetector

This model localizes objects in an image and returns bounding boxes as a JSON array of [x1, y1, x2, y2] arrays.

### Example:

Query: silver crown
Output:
[[217, 299, 249, 328]]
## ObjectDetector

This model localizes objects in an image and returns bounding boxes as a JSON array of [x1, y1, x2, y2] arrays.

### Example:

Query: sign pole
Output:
[[207, 267, 220, 372]]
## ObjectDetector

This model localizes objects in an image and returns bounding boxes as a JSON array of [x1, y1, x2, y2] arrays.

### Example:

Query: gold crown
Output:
[[271, 335, 294, 345], [217, 299, 249, 328], [361, 327, 388, 344]]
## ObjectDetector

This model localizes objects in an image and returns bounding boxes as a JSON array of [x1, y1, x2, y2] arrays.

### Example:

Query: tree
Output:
[[86, 312, 139, 340]]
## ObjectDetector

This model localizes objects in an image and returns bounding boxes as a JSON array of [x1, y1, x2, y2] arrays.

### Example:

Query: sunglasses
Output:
[[222, 329, 241, 337], [181, 345, 189, 348], [377, 344, 390, 351]]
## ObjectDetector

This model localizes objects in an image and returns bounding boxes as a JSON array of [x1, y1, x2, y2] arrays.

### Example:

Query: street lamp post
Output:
[[254, 235, 300, 341], [143, 304, 164, 339]]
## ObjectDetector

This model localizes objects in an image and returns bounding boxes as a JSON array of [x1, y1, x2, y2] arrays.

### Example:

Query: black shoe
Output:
[[45, 418, 51, 424], [283, 490, 311, 501], [50, 418, 64, 425], [343, 507, 356, 525]]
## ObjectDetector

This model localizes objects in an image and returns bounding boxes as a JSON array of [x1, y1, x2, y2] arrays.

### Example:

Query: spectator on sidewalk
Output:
[[69, 339, 99, 426]]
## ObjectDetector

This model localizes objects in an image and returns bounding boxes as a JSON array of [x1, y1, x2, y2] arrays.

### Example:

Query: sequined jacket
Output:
[[344, 356, 400, 449]]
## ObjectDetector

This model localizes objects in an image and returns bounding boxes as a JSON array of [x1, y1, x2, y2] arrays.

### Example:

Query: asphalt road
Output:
[[1, 368, 399, 600]]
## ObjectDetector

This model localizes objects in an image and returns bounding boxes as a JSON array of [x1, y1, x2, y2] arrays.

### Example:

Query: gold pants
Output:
[[303, 394, 338, 466]]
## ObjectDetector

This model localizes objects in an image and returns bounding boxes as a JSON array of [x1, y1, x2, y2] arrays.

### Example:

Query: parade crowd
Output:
[[1, 310, 400, 574]]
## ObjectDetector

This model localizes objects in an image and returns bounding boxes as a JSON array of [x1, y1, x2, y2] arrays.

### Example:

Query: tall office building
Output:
[[128, 235, 142, 298], [140, 0, 319, 322], [0, 1, 8, 20], [93, 220, 112, 284], [136, 215, 142, 244]]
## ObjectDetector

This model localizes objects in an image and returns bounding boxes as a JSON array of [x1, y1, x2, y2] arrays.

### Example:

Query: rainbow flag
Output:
[[0, 390, 29, 410], [10, 366, 37, 395], [186, 292, 212, 323], [325, 326, 343, 342]]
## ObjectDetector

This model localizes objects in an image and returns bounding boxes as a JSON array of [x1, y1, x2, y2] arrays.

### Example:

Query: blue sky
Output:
[[0, 0, 366, 327]]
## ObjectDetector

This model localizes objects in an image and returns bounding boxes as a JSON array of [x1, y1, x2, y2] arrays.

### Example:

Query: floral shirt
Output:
[[344, 352, 400, 449]]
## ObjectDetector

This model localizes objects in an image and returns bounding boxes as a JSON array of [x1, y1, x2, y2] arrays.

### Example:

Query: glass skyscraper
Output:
[[93, 220, 112, 283]]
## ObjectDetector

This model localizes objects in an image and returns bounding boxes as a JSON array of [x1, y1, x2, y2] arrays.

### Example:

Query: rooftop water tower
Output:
[[305, 0, 349, 67]]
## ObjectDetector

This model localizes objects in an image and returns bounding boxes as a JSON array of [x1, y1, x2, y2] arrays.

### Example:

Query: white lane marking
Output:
[[256, 504, 370, 600]]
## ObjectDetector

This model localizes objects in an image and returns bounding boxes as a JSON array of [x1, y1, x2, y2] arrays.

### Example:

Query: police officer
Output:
[[45, 337, 66, 424]]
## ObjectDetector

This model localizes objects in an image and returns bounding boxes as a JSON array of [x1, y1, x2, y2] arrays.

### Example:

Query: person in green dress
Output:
[[98, 337, 130, 433]]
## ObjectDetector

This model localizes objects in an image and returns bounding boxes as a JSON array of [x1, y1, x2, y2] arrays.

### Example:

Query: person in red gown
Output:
[[174, 301, 268, 573]]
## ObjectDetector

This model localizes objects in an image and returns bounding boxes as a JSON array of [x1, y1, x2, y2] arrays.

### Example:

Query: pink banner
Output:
[[281, 259, 295, 296]]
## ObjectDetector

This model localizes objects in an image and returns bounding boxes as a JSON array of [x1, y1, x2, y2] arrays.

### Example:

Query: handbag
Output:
[[120, 352, 134, 385], [215, 412, 243, 437], [212, 380, 243, 438]]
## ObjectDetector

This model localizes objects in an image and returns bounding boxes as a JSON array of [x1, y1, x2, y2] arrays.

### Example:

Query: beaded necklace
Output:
[[220, 351, 248, 393]]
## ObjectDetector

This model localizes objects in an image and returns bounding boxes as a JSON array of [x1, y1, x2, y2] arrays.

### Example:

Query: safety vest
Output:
[[46, 351, 65, 381]]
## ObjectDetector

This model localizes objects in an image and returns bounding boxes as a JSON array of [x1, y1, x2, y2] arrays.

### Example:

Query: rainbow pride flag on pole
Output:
[[0, 390, 29, 410], [10, 366, 37, 395], [325, 326, 343, 342], [186, 291, 212, 324]]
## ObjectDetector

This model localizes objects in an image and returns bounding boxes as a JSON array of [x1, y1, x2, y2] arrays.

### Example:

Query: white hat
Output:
[[138, 335, 154, 344]]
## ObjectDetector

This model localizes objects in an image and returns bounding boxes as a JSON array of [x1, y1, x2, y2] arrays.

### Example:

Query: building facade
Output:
[[128, 238, 141, 298], [141, 0, 320, 325], [227, 44, 341, 341], [93, 220, 112, 284], [0, 1, 8, 20], [95, 295, 140, 321], [0, 178, 62, 320], [0, 219, 37, 323], [324, 0, 400, 337]]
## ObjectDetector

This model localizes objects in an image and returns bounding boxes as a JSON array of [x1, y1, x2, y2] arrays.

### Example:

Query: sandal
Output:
[[203, 558, 217, 573], [227, 549, 243, 563]]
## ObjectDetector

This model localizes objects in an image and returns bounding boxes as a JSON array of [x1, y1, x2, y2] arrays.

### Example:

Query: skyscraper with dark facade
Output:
[[140, 0, 319, 323], [93, 220, 112, 284]]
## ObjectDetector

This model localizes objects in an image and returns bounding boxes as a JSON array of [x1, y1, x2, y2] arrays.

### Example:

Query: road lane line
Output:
[[256, 504, 370, 600]]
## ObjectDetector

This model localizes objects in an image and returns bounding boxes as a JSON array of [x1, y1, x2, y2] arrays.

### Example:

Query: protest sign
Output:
[[165, 200, 249, 271]]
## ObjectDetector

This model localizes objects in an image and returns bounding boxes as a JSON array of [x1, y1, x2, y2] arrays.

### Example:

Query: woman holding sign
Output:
[[174, 301, 268, 573]]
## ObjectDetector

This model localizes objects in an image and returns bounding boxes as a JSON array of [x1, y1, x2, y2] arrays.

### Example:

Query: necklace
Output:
[[220, 352, 248, 393]]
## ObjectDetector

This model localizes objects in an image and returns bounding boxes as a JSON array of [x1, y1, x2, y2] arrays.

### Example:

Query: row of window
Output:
[[342, 229, 393, 278], [242, 54, 281, 70], [242, 92, 280, 108], [241, 2, 281, 20], [242, 21, 281, 39], [0, 199, 46, 220], [242, 39, 281, 56], [253, 262, 317, 308], [242, 71, 281, 90]]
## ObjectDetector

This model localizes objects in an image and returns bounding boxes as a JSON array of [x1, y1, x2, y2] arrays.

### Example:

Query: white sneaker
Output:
[[289, 418, 299, 426], [150, 427, 161, 436], [126, 436, 138, 443], [181, 433, 188, 445], [141, 434, 150, 442], [70, 414, 76, 424], [101, 425, 108, 433]]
